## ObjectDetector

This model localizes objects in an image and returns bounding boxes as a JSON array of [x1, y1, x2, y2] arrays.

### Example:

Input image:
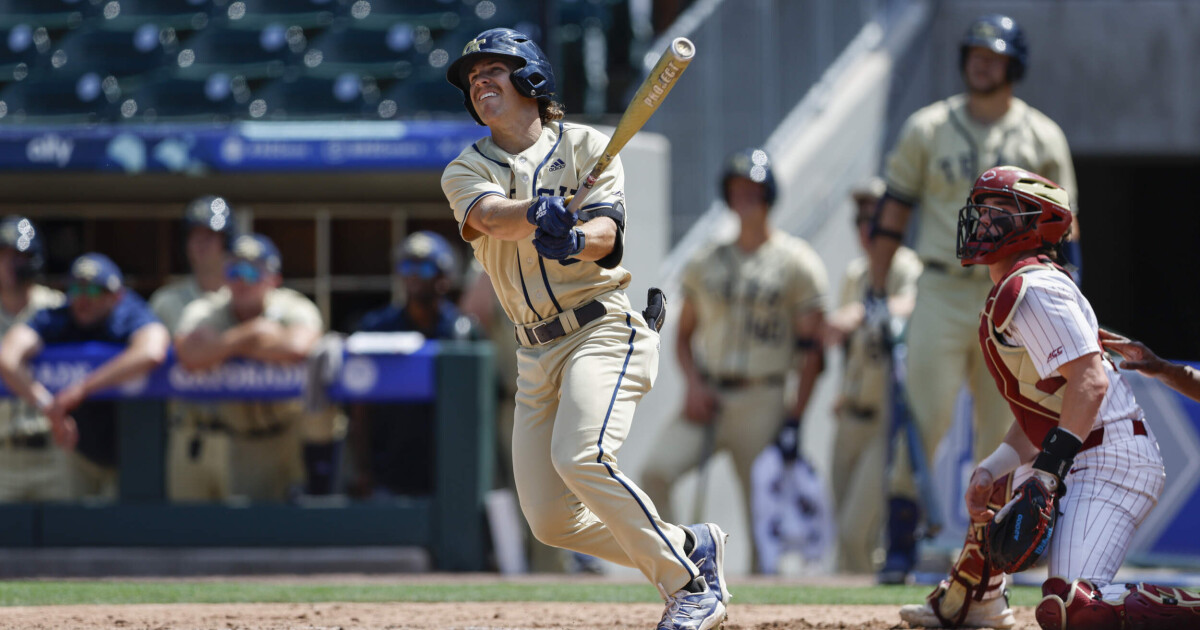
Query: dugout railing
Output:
[[0, 338, 494, 572]]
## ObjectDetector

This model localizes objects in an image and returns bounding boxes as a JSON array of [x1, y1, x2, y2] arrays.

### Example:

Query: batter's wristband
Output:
[[1032, 427, 1084, 481]]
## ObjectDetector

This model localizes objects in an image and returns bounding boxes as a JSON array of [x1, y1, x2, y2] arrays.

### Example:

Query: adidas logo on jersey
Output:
[[548, 158, 566, 172]]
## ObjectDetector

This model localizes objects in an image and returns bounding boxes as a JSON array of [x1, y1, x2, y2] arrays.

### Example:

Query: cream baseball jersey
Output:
[[681, 231, 828, 379], [885, 94, 1076, 265], [151, 278, 229, 333], [441, 121, 630, 326], [0, 284, 64, 437]]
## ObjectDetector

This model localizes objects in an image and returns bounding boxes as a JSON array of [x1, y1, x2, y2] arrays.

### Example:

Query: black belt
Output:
[[2, 433, 50, 449], [517, 300, 607, 346], [704, 373, 786, 390]]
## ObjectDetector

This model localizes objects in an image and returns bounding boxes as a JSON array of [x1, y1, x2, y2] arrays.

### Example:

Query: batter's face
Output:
[[467, 57, 530, 125], [964, 46, 1010, 95], [726, 176, 770, 217]]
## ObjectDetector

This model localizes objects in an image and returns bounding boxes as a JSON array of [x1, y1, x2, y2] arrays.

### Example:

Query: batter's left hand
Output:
[[534, 227, 584, 260], [526, 196, 577, 236]]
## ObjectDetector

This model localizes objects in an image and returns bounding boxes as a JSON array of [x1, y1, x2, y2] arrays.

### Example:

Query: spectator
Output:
[[348, 231, 474, 498], [0, 253, 169, 500], [0, 216, 69, 502], [821, 179, 922, 573], [150, 195, 237, 501], [1100, 330, 1200, 403], [175, 234, 342, 501]]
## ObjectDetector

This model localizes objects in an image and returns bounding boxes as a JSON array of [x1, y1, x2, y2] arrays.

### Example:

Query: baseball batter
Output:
[[441, 28, 729, 629], [641, 148, 827, 573], [175, 234, 338, 502], [0, 216, 69, 502], [899, 167, 1188, 630], [150, 195, 236, 501], [867, 13, 1077, 581], [823, 180, 922, 573]]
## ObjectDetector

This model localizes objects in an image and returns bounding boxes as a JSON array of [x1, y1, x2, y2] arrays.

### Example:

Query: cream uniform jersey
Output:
[[150, 278, 228, 333], [0, 285, 65, 437], [681, 231, 828, 380], [176, 287, 323, 433], [441, 121, 629, 326], [885, 94, 1076, 266]]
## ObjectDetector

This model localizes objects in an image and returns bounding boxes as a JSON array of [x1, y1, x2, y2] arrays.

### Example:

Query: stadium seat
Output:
[[217, 0, 338, 30], [120, 74, 243, 121], [0, 0, 99, 31], [0, 24, 51, 81], [172, 24, 302, 81], [50, 26, 170, 78], [92, 0, 215, 34], [0, 73, 119, 122], [303, 24, 424, 81], [250, 74, 373, 119]]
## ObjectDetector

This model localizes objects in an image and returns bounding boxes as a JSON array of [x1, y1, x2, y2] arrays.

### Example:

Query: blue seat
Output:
[[251, 74, 372, 119], [172, 24, 301, 80], [0, 73, 118, 122], [217, 0, 338, 30], [0, 24, 51, 78], [94, 0, 215, 33], [51, 26, 170, 78], [303, 24, 423, 80], [0, 0, 99, 30], [121, 74, 242, 121]]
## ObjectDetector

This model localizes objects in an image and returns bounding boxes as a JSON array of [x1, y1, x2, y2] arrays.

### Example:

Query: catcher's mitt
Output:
[[985, 473, 1059, 574]]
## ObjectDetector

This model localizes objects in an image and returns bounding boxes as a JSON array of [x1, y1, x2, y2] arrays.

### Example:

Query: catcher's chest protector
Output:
[[978, 256, 1073, 446]]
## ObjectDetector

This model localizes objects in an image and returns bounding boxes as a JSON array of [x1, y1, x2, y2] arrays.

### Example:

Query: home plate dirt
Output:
[[0, 602, 1039, 629]]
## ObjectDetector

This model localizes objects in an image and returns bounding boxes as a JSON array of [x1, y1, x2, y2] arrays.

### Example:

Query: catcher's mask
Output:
[[956, 166, 1071, 266]]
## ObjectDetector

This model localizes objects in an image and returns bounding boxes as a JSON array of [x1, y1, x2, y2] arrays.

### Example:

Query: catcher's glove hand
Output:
[[526, 196, 576, 236], [985, 471, 1059, 574], [534, 226, 585, 260]]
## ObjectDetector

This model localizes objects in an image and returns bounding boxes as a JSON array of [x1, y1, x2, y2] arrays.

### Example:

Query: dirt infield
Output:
[[0, 601, 1039, 629]]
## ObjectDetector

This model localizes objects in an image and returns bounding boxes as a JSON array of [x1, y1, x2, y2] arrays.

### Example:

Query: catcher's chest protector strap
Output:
[[931, 474, 1013, 627], [979, 257, 1073, 445]]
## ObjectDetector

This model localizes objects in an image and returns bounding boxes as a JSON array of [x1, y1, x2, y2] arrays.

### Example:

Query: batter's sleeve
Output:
[[883, 113, 931, 205], [441, 157, 507, 241], [1005, 275, 1100, 380]]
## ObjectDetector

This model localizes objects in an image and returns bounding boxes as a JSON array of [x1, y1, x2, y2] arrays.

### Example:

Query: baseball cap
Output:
[[396, 231, 457, 279], [69, 253, 124, 293], [230, 233, 282, 273]]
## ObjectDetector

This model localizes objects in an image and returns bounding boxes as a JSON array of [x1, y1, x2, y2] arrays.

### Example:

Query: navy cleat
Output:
[[657, 577, 726, 630], [687, 523, 731, 604]]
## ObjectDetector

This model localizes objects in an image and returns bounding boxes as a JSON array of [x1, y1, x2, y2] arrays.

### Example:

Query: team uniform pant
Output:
[[513, 306, 697, 594], [893, 270, 1012, 498], [1030, 418, 1165, 597], [640, 382, 785, 570], [0, 442, 71, 502], [831, 408, 887, 573]]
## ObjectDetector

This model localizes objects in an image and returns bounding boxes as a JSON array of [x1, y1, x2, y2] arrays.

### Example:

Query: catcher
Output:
[[900, 167, 1199, 630]]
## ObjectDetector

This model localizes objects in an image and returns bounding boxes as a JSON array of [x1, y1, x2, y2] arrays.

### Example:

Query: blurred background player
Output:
[[866, 13, 1078, 582], [175, 234, 343, 501], [0, 253, 169, 500], [641, 148, 827, 573], [0, 216, 69, 502], [348, 230, 474, 499], [821, 179, 922, 574], [150, 195, 237, 501], [441, 27, 728, 628]]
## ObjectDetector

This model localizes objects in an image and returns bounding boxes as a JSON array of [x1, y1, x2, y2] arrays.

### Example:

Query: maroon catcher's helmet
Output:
[[956, 166, 1072, 266]]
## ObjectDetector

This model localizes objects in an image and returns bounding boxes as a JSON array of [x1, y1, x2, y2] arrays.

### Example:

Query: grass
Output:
[[0, 581, 1044, 608]]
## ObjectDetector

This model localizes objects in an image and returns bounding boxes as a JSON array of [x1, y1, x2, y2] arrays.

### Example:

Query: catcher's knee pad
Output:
[[931, 474, 1014, 626], [1123, 583, 1200, 630], [1035, 577, 1122, 630]]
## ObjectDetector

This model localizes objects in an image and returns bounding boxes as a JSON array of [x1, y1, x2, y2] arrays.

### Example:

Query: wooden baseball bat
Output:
[[566, 37, 696, 213]]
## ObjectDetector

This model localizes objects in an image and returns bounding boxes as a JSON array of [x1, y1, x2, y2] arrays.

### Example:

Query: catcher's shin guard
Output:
[[929, 474, 1012, 626], [1035, 577, 1122, 630], [1123, 583, 1200, 630]]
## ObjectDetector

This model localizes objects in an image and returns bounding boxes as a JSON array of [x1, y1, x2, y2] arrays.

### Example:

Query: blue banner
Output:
[[0, 341, 438, 403], [0, 121, 484, 173]]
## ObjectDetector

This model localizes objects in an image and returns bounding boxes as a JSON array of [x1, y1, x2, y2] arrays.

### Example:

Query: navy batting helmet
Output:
[[721, 148, 777, 207], [184, 195, 236, 247], [959, 14, 1028, 82], [446, 28, 555, 125], [0, 215, 44, 280]]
